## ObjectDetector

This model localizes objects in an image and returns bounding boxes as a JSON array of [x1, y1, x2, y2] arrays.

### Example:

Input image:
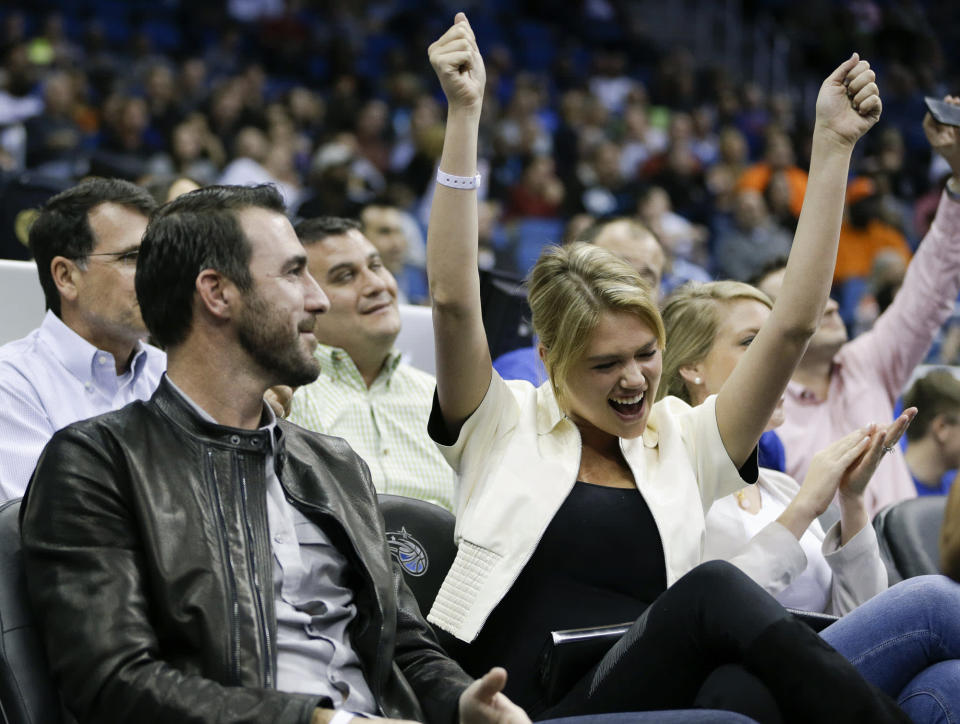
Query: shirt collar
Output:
[[165, 375, 277, 435], [38, 310, 150, 385], [315, 343, 402, 388], [785, 359, 843, 403]]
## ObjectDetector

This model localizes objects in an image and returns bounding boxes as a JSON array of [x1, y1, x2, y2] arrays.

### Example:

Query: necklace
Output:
[[735, 486, 760, 512]]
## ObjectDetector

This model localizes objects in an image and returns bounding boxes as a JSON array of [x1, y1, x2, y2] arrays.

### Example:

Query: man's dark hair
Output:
[[29, 177, 157, 316], [903, 369, 960, 442], [137, 184, 285, 349], [294, 216, 361, 246]]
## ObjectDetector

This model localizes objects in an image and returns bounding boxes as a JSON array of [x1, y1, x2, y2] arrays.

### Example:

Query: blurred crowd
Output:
[[1, 0, 959, 354]]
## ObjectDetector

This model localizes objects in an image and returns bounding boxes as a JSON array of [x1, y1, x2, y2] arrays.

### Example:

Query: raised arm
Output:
[[716, 55, 881, 466], [426, 14, 492, 432]]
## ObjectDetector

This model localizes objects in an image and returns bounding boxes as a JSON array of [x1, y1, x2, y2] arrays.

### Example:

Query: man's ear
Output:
[[50, 256, 80, 304], [931, 414, 951, 445], [195, 269, 235, 321]]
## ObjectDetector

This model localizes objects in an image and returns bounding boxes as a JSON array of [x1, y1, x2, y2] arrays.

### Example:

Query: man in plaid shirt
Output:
[[289, 216, 455, 511]]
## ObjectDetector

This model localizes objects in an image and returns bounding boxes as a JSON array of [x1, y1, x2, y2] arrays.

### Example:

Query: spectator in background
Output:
[[714, 189, 793, 281], [90, 95, 151, 179], [147, 115, 224, 185], [575, 140, 636, 217], [289, 216, 456, 511], [834, 178, 912, 284], [637, 185, 711, 281], [0, 178, 164, 501], [24, 70, 84, 177], [360, 202, 428, 304], [706, 126, 750, 215], [902, 369, 960, 497], [755, 95, 960, 517], [505, 155, 564, 220], [738, 129, 808, 219], [219, 125, 301, 208]]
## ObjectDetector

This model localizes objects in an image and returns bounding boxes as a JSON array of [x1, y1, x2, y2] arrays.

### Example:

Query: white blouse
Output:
[[703, 468, 887, 615]]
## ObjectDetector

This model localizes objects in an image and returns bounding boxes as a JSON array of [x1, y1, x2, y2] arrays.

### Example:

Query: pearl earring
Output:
[[694, 377, 702, 385]]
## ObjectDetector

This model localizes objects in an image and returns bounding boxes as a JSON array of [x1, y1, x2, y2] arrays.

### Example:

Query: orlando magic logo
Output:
[[386, 527, 429, 576]]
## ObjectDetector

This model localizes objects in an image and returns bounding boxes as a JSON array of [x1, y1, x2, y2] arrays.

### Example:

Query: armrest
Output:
[[785, 608, 839, 633]]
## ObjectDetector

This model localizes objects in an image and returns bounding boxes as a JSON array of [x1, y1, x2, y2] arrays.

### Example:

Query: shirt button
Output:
[[382, 448, 389, 456], [84, 382, 93, 392], [97, 355, 109, 365]]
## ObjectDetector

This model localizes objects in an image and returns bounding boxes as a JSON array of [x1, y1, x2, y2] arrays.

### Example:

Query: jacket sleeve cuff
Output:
[[726, 521, 807, 595], [822, 521, 887, 614]]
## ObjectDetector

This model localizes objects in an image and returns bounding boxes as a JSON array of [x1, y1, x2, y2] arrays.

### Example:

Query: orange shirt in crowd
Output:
[[737, 163, 808, 218], [834, 219, 912, 283]]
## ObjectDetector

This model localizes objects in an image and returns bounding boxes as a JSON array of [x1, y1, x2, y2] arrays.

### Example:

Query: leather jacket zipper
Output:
[[206, 450, 242, 685], [237, 453, 275, 689]]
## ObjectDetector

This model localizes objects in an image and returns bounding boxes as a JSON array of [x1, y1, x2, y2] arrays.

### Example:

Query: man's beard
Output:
[[236, 288, 320, 387]]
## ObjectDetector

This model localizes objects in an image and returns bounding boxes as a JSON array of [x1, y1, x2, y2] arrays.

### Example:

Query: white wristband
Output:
[[329, 711, 355, 724], [436, 169, 481, 190]]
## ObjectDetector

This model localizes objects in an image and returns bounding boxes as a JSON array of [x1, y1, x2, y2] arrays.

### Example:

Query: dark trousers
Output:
[[538, 561, 907, 724]]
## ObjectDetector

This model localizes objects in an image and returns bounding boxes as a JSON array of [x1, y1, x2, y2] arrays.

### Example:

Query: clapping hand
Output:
[[815, 53, 882, 148], [839, 407, 917, 500], [428, 13, 486, 116]]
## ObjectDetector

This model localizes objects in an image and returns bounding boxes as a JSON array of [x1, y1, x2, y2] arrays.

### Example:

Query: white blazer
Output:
[[427, 371, 755, 642]]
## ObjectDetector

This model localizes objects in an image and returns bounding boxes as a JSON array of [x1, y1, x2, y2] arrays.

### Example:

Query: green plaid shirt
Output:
[[289, 344, 455, 511]]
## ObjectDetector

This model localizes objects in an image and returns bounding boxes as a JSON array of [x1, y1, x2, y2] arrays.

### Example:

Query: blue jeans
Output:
[[821, 575, 960, 724]]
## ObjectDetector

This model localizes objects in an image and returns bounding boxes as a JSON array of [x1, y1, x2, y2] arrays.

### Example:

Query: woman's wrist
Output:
[[777, 498, 818, 540], [810, 126, 857, 156]]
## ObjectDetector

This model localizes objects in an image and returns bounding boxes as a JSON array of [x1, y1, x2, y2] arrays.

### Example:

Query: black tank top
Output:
[[464, 481, 667, 714]]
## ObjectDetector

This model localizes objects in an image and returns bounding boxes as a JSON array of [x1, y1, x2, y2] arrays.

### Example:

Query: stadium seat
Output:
[[394, 303, 436, 376], [0, 260, 45, 345], [873, 496, 947, 583], [0, 499, 62, 724]]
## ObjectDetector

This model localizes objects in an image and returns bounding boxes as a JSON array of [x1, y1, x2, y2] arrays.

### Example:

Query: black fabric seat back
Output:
[[0, 499, 62, 724], [873, 496, 947, 583]]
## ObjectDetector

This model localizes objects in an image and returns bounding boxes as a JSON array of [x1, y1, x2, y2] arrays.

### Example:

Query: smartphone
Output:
[[925, 97, 960, 127]]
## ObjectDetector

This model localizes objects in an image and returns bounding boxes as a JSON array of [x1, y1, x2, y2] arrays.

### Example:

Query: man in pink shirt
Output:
[[757, 96, 960, 517]]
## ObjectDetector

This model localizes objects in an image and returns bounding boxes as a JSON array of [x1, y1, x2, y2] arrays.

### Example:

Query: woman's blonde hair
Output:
[[659, 281, 772, 404], [528, 242, 665, 407]]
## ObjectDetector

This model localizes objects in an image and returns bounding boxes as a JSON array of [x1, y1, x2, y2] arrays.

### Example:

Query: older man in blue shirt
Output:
[[0, 177, 165, 500]]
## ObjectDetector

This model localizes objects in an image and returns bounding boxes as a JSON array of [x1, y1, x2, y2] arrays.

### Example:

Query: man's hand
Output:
[[923, 95, 960, 178], [459, 668, 531, 724], [815, 53, 882, 148], [265, 385, 295, 418], [428, 13, 486, 116]]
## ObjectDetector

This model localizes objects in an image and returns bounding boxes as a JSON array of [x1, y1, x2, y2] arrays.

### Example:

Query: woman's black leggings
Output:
[[537, 561, 907, 724]]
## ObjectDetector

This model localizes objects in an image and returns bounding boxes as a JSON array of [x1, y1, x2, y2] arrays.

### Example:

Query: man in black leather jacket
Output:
[[20, 185, 529, 724]]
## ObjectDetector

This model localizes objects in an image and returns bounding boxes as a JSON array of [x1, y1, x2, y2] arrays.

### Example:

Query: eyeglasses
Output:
[[75, 249, 140, 267]]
